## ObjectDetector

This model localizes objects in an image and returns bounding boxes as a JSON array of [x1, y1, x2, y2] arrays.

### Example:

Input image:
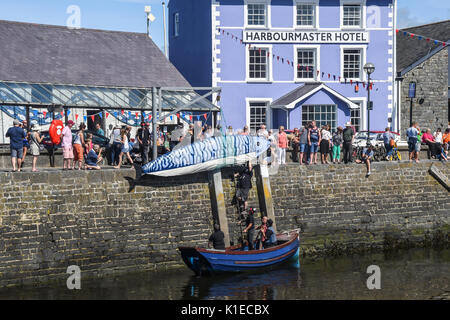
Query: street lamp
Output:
[[364, 62, 375, 142], [145, 6, 156, 38]]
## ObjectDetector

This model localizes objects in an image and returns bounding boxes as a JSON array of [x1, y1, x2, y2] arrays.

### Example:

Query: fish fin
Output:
[[133, 163, 143, 180]]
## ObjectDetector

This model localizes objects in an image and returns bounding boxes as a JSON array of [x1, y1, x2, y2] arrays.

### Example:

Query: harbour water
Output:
[[0, 248, 448, 300]]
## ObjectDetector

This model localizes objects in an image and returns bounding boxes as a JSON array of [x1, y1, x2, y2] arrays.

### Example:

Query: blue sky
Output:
[[0, 0, 448, 52]]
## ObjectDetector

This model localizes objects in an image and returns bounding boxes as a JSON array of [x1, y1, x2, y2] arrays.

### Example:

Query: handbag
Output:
[[389, 138, 395, 147]]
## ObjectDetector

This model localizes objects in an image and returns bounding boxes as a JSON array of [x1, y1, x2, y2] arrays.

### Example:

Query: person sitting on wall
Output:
[[85, 144, 103, 170], [422, 128, 438, 159], [355, 144, 374, 176], [208, 224, 225, 250]]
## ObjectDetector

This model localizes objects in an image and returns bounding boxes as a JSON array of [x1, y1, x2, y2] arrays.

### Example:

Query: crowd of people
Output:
[[4, 117, 449, 173], [406, 122, 449, 163]]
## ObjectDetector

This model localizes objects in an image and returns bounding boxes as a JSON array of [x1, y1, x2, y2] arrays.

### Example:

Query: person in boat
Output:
[[234, 161, 253, 212], [263, 219, 277, 248], [208, 224, 225, 250], [255, 216, 268, 250], [242, 207, 256, 250]]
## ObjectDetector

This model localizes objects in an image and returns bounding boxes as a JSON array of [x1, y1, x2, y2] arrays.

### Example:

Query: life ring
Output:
[[49, 120, 64, 145]]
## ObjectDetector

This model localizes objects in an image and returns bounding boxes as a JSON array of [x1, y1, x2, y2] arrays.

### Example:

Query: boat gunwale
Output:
[[179, 231, 298, 256]]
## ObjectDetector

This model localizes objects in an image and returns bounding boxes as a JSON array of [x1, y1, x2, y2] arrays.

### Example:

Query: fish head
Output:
[[253, 136, 270, 156]]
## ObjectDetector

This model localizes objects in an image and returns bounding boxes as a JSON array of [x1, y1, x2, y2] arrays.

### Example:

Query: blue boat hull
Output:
[[178, 231, 300, 275]]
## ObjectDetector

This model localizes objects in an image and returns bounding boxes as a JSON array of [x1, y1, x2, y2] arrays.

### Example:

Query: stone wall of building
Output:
[[400, 48, 449, 139], [0, 162, 449, 287]]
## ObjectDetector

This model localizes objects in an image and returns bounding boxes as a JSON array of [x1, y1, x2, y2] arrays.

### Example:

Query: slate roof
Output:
[[397, 20, 450, 73], [271, 83, 322, 107], [0, 20, 190, 88]]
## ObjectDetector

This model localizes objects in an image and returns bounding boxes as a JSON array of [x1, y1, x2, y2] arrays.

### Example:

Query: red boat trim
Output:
[[233, 247, 298, 265], [195, 232, 299, 255]]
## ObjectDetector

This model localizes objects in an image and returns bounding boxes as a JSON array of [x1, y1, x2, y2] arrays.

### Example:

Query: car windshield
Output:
[[355, 132, 378, 140]]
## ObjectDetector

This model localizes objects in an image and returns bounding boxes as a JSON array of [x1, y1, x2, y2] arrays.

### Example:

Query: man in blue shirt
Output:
[[93, 123, 105, 145], [6, 119, 26, 172], [406, 122, 419, 162]]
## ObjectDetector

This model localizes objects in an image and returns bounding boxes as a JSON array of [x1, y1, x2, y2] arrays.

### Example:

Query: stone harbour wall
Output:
[[0, 162, 449, 287]]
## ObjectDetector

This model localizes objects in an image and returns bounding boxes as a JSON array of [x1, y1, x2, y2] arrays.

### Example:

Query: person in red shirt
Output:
[[422, 128, 438, 159], [277, 126, 288, 165]]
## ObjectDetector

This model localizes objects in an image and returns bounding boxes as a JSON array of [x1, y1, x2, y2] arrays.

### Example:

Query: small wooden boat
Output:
[[178, 229, 300, 276]]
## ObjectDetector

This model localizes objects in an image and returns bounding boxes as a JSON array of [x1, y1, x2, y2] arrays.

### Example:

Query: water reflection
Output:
[[183, 266, 301, 300], [0, 249, 448, 300]]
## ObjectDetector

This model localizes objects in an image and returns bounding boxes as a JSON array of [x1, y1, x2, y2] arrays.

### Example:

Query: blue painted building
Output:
[[169, 0, 397, 133]]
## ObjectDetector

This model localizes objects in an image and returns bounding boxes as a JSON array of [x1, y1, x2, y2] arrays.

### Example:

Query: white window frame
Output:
[[174, 12, 180, 37], [244, 0, 271, 29], [349, 97, 367, 131], [293, 0, 319, 29], [294, 44, 320, 82], [246, 98, 273, 131], [340, 0, 366, 29], [340, 45, 366, 82], [246, 44, 273, 83]]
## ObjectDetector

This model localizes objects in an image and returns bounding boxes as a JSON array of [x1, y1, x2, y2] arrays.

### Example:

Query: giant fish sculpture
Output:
[[141, 135, 270, 177]]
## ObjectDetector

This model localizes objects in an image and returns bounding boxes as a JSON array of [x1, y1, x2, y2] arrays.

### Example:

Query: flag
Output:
[[91, 115, 95, 122], [98, 113, 102, 119], [121, 109, 124, 115], [83, 116, 87, 122], [43, 111, 47, 117], [106, 112, 109, 118], [75, 114, 79, 120], [203, 114, 207, 120]]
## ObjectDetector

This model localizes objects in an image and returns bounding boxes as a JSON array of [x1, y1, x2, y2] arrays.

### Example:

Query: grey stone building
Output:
[[395, 20, 449, 139]]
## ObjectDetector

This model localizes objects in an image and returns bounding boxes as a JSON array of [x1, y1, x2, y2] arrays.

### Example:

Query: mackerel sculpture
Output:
[[141, 135, 270, 177]]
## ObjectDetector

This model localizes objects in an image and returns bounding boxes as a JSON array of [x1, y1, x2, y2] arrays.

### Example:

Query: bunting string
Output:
[[217, 28, 381, 90], [396, 29, 448, 47]]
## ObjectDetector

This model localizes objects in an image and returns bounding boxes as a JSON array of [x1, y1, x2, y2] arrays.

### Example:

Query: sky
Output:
[[0, 0, 448, 52]]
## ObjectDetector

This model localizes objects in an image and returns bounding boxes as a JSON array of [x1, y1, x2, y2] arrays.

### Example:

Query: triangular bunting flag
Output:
[[203, 114, 207, 120]]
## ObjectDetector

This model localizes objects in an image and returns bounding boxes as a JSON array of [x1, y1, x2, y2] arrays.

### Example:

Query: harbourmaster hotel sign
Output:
[[244, 31, 369, 44]]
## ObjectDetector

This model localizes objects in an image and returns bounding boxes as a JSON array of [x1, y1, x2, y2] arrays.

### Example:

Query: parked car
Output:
[[353, 131, 400, 148]]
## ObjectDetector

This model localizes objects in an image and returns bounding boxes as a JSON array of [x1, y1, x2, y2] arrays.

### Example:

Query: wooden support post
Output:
[[208, 169, 230, 247], [429, 164, 450, 192], [255, 164, 277, 233]]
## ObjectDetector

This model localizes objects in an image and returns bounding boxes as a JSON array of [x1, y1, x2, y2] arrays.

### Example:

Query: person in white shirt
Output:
[[257, 124, 268, 139], [320, 124, 332, 164], [434, 128, 442, 144]]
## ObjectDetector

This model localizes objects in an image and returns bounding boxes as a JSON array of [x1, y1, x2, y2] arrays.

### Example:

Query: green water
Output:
[[0, 248, 448, 300]]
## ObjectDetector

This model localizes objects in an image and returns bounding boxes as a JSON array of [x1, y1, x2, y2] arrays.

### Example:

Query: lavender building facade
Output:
[[169, 0, 397, 133]]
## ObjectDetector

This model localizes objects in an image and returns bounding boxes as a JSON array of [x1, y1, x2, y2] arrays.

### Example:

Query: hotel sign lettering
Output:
[[244, 30, 369, 43]]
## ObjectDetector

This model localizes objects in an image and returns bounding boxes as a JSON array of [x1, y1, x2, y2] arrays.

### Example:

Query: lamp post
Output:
[[145, 6, 156, 38], [363, 62, 375, 142]]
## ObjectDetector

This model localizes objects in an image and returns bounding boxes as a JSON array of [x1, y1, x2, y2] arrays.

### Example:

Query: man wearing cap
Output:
[[137, 122, 151, 164], [6, 119, 26, 172], [342, 121, 355, 164], [61, 120, 75, 170]]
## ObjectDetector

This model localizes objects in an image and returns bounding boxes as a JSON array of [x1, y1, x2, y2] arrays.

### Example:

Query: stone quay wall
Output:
[[400, 48, 449, 139], [0, 162, 449, 287]]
